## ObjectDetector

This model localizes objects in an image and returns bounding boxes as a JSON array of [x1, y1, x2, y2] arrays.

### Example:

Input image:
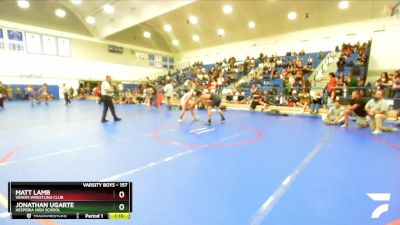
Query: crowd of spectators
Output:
[[0, 82, 55, 107], [0, 40, 398, 132]]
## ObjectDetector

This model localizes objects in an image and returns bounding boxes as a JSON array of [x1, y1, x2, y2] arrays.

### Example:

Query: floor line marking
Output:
[[0, 135, 133, 167], [250, 130, 333, 225], [0, 193, 9, 219], [0, 144, 103, 167], [0, 193, 7, 209], [189, 127, 208, 133], [0, 212, 9, 219], [349, 130, 400, 151], [196, 129, 215, 134], [101, 131, 248, 182], [0, 128, 97, 164]]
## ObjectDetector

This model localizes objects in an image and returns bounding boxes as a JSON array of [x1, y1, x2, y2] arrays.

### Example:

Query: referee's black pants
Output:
[[64, 93, 71, 105], [101, 95, 117, 120]]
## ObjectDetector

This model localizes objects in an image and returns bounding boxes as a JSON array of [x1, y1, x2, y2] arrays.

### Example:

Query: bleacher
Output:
[[237, 51, 329, 98]]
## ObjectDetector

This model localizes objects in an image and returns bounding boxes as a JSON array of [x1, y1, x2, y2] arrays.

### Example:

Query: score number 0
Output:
[[118, 191, 125, 210]]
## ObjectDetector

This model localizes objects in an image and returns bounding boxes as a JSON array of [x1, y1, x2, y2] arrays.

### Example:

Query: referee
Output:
[[101, 75, 121, 123]]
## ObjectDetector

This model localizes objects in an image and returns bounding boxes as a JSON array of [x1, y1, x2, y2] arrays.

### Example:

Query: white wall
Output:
[[0, 20, 167, 86], [177, 17, 400, 65], [0, 51, 161, 81], [0, 51, 163, 98], [368, 23, 400, 72]]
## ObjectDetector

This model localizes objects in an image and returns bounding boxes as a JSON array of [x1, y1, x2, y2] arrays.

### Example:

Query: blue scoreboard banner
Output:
[[7, 30, 23, 41], [7, 29, 24, 51]]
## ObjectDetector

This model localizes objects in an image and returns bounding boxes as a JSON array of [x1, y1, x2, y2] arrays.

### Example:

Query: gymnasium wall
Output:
[[0, 20, 169, 85], [367, 22, 400, 82]]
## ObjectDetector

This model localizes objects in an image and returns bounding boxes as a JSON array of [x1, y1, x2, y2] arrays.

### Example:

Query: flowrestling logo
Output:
[[366, 193, 391, 219]]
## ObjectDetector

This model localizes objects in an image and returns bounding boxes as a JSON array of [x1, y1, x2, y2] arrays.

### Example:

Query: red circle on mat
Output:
[[151, 124, 263, 147]]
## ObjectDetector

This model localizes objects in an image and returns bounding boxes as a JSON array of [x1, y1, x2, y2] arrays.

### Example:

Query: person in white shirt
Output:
[[163, 80, 174, 110], [365, 90, 389, 134], [322, 100, 344, 125], [101, 75, 121, 123], [178, 89, 197, 122], [118, 82, 124, 97], [62, 84, 71, 105]]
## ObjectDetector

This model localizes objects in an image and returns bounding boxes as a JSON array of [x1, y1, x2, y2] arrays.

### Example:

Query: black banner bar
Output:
[[11, 212, 110, 219]]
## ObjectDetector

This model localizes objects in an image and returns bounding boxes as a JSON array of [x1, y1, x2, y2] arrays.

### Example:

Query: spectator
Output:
[[393, 72, 400, 110], [298, 87, 311, 112], [163, 79, 175, 110], [326, 72, 337, 94], [225, 89, 233, 102], [93, 84, 101, 104], [336, 72, 346, 88], [6, 86, 13, 101], [250, 93, 268, 111], [365, 90, 389, 134], [0, 82, 6, 108], [322, 100, 344, 125], [310, 92, 322, 114], [375, 72, 393, 98], [250, 85, 260, 98], [118, 82, 124, 97], [121, 89, 134, 104], [306, 56, 313, 68], [62, 84, 71, 105], [39, 83, 50, 105], [337, 56, 346, 71], [287, 90, 300, 107], [347, 72, 358, 93], [357, 75, 365, 87], [326, 90, 337, 109], [342, 90, 368, 128], [15, 86, 22, 100], [318, 51, 324, 59], [69, 86, 74, 99]]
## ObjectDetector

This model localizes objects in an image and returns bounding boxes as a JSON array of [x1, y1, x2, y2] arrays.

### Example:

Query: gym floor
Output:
[[0, 100, 399, 225]]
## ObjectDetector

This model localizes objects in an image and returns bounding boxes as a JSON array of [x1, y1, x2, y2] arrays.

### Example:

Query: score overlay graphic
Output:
[[8, 182, 132, 220]]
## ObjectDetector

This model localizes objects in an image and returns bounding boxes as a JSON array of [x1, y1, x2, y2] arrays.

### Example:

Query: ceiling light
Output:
[[338, 1, 349, 9], [71, 0, 82, 5], [164, 24, 172, 32], [55, 8, 66, 18], [248, 21, 256, 29], [188, 16, 198, 24], [103, 4, 114, 14], [192, 35, 200, 42], [172, 39, 180, 46], [288, 11, 297, 20], [143, 31, 151, 38], [223, 5, 233, 14], [86, 16, 96, 24], [17, 0, 30, 9], [217, 28, 225, 36]]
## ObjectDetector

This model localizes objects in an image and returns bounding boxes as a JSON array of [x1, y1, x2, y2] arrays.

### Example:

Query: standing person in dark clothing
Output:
[[101, 75, 121, 123], [150, 83, 158, 107], [193, 90, 225, 125], [0, 81, 6, 108], [342, 90, 367, 128], [393, 72, 400, 110], [62, 84, 71, 105]]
